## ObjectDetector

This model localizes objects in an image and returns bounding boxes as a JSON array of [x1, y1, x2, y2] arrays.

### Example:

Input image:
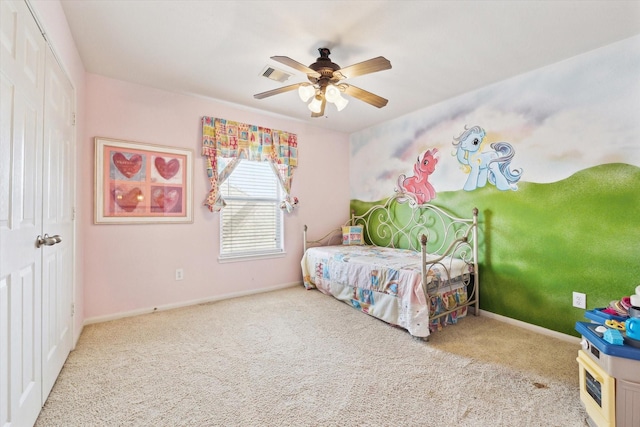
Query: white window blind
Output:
[[219, 160, 284, 259]]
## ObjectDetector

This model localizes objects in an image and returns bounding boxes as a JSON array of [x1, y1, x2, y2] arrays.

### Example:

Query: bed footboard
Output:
[[419, 206, 479, 327]]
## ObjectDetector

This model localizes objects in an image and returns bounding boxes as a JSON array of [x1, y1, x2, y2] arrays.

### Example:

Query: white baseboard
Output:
[[83, 282, 300, 326], [479, 309, 581, 344]]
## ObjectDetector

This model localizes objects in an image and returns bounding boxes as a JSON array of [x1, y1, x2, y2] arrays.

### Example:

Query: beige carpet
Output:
[[36, 286, 588, 426]]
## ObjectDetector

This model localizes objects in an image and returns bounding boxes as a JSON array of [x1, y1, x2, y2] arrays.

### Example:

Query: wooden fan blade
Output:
[[311, 98, 326, 117], [342, 84, 388, 108], [271, 56, 321, 78], [335, 56, 391, 80], [254, 83, 303, 99]]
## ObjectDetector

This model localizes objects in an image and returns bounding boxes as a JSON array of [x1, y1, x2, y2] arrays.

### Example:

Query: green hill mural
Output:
[[351, 163, 640, 336]]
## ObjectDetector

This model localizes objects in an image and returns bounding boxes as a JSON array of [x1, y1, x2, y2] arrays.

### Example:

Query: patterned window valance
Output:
[[201, 117, 298, 212]]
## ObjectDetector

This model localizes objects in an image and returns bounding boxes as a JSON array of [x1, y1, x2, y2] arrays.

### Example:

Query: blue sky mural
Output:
[[350, 35, 640, 201]]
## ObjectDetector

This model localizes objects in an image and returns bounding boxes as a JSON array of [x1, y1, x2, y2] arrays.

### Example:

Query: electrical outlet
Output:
[[573, 292, 586, 309], [175, 268, 184, 281]]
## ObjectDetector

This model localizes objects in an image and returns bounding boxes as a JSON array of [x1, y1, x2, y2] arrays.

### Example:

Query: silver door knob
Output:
[[36, 234, 62, 248]]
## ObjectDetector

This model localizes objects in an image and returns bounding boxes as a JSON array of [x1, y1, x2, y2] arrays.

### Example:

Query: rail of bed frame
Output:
[[303, 194, 480, 321]]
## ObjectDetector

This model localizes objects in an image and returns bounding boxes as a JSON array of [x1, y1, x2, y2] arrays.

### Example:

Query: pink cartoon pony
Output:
[[397, 148, 438, 204]]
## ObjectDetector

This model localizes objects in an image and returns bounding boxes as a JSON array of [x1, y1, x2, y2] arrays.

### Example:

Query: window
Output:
[[219, 159, 284, 260]]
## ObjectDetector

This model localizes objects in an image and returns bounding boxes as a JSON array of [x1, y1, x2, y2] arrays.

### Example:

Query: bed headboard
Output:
[[349, 194, 478, 259], [303, 194, 478, 263]]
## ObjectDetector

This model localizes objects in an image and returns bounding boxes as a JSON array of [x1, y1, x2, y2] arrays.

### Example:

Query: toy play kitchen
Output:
[[575, 285, 640, 427]]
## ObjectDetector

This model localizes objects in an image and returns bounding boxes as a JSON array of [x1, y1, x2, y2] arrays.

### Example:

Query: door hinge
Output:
[[71, 303, 75, 317], [72, 113, 76, 126], [72, 207, 76, 221]]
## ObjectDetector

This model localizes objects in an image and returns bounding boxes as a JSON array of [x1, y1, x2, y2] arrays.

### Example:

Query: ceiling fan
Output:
[[254, 47, 392, 117]]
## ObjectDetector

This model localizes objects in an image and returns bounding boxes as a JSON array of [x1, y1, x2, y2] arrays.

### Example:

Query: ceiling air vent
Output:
[[261, 66, 293, 83]]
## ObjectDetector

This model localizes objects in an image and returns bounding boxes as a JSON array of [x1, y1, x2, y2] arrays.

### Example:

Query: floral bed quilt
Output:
[[301, 245, 470, 337]]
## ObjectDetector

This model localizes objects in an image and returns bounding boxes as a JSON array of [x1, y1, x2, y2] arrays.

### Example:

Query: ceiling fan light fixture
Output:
[[254, 49, 390, 117], [298, 84, 315, 102], [333, 96, 349, 112], [308, 96, 323, 113], [324, 84, 341, 103]]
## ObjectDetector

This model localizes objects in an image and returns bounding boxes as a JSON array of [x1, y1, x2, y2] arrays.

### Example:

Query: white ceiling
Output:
[[59, 0, 640, 134]]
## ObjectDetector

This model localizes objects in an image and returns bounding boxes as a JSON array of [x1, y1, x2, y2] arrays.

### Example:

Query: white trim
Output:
[[218, 251, 286, 263], [83, 282, 300, 325], [25, 0, 70, 88], [479, 309, 581, 344]]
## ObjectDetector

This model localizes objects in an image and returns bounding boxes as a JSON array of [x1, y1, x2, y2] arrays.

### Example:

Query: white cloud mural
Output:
[[350, 35, 640, 201]]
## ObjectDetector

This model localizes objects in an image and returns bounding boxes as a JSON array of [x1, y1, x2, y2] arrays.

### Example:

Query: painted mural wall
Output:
[[350, 35, 640, 336]]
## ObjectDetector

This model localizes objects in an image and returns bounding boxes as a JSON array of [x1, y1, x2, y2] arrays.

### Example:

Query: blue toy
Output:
[[603, 328, 625, 345]]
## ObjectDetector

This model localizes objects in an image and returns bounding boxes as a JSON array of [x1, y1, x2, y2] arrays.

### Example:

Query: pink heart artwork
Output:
[[152, 188, 180, 212], [155, 157, 180, 180], [112, 187, 143, 212], [112, 153, 143, 178]]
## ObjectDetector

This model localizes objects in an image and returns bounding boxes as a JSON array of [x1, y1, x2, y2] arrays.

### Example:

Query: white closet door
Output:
[[1, 1, 76, 425], [41, 46, 74, 401], [0, 0, 46, 426]]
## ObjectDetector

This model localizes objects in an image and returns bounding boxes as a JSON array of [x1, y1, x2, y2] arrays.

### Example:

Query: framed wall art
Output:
[[95, 137, 193, 224]]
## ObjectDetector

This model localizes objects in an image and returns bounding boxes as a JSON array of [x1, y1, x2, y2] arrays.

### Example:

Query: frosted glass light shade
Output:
[[308, 97, 322, 113], [298, 85, 315, 102], [325, 84, 341, 103], [333, 96, 349, 111]]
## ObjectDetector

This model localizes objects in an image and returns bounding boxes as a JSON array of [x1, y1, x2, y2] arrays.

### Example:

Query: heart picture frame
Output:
[[95, 137, 193, 224]]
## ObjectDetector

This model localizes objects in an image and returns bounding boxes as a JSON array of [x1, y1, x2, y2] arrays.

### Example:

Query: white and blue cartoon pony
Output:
[[452, 125, 523, 191]]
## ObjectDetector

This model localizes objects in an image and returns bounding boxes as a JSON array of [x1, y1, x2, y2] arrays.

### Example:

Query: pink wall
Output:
[[29, 0, 350, 328], [82, 74, 350, 321]]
